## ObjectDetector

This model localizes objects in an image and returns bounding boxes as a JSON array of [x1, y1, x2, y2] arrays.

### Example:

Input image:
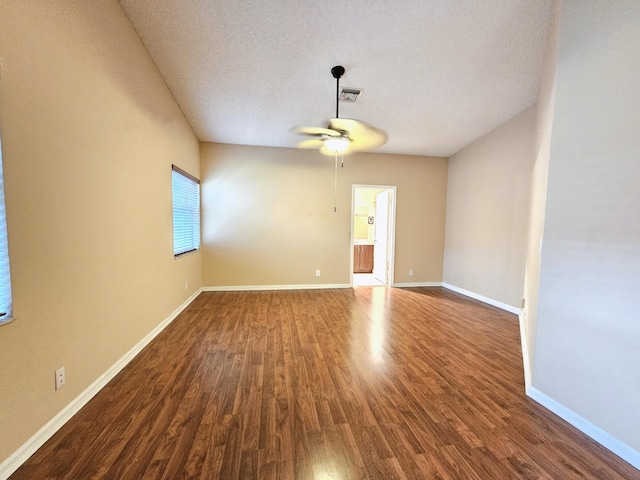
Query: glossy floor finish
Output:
[[352, 273, 386, 287], [11, 288, 638, 479]]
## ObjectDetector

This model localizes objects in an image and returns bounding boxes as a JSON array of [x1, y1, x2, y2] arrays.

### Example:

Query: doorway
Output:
[[351, 185, 397, 287]]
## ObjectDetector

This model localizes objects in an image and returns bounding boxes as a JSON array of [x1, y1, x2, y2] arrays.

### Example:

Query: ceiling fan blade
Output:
[[328, 118, 387, 152], [291, 126, 341, 137], [296, 138, 325, 149]]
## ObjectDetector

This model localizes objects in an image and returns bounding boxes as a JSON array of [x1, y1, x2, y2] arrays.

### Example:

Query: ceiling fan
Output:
[[292, 66, 387, 156]]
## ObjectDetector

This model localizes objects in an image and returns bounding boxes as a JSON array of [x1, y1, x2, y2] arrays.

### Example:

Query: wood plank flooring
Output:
[[10, 287, 639, 479]]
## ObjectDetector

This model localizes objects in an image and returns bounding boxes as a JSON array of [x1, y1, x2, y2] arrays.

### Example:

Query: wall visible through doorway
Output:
[[351, 185, 396, 286]]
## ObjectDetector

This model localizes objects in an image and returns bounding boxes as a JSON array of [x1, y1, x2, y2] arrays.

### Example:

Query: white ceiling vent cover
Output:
[[339, 87, 363, 103]]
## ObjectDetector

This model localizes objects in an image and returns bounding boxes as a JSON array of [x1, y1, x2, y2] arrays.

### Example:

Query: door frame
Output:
[[350, 184, 397, 287]]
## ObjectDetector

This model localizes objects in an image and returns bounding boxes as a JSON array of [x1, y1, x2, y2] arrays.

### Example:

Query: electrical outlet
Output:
[[185, 281, 188, 290], [315, 270, 321, 277], [55, 367, 66, 390], [409, 269, 414, 276]]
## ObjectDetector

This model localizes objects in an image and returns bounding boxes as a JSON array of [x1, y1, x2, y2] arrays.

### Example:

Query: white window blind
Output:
[[172, 165, 200, 257], [0, 136, 13, 324]]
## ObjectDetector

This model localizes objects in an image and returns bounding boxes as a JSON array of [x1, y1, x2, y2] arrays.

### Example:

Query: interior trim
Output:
[[202, 284, 351, 292], [441, 282, 520, 314], [518, 311, 532, 391], [527, 387, 640, 471], [393, 282, 443, 288], [441, 283, 640, 471]]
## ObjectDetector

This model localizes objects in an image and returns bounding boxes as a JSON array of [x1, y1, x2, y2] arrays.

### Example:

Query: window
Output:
[[172, 165, 200, 257], [0, 135, 13, 324]]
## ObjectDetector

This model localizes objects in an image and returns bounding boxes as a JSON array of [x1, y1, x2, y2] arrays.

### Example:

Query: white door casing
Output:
[[373, 190, 389, 284]]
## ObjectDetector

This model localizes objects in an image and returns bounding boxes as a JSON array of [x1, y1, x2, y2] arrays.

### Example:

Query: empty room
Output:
[[0, 1, 638, 478]]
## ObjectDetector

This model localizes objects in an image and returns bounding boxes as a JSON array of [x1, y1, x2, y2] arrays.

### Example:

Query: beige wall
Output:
[[354, 188, 378, 242], [200, 143, 447, 287], [443, 105, 537, 308], [0, 0, 201, 465], [533, 0, 640, 453]]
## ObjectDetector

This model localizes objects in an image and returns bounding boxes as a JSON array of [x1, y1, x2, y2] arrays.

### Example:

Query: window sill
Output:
[[174, 248, 200, 259]]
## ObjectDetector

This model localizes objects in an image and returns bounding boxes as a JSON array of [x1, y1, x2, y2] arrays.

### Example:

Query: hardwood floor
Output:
[[10, 287, 638, 479]]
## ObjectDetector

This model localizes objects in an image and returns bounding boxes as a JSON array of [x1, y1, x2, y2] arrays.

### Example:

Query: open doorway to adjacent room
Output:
[[351, 185, 397, 287]]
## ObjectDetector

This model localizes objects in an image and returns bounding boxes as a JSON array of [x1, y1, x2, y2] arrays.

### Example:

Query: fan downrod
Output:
[[331, 66, 345, 118]]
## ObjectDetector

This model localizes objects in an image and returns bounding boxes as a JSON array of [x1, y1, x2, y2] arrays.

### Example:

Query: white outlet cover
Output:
[[55, 367, 66, 390]]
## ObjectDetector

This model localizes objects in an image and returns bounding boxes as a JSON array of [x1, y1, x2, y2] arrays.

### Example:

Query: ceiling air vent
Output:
[[339, 87, 363, 103]]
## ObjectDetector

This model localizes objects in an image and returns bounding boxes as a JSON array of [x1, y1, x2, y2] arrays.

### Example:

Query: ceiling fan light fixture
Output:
[[291, 66, 386, 212], [324, 137, 351, 152]]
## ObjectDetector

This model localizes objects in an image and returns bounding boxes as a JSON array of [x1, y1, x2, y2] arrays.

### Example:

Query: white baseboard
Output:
[[393, 282, 443, 288], [441, 283, 520, 315], [0, 289, 203, 480], [518, 311, 532, 391], [440, 284, 639, 470], [440, 283, 530, 387], [527, 387, 640, 471], [202, 284, 351, 291], [440, 284, 639, 471]]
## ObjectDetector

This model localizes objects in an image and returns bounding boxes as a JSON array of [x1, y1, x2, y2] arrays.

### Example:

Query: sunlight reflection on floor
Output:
[[368, 287, 388, 368], [353, 273, 385, 286]]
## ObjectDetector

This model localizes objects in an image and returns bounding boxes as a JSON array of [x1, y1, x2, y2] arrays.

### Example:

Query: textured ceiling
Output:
[[119, 0, 553, 157]]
